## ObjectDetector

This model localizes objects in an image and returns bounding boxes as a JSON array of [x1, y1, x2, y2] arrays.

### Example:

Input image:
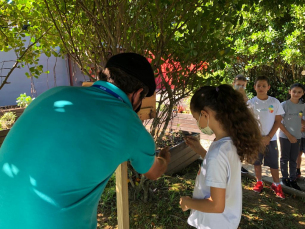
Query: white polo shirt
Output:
[[187, 137, 242, 229]]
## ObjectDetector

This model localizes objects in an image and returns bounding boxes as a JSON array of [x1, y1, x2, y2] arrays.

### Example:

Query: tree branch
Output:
[[0, 26, 52, 90]]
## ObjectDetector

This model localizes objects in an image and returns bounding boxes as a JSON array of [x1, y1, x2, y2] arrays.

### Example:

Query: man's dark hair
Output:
[[234, 74, 247, 82], [254, 76, 270, 85], [99, 67, 149, 99]]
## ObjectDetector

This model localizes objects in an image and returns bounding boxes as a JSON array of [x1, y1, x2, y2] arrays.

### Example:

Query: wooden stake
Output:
[[116, 162, 129, 229]]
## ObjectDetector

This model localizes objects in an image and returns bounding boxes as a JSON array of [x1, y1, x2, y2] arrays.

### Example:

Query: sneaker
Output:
[[271, 184, 285, 199], [241, 167, 248, 174], [253, 181, 263, 193], [290, 180, 301, 191], [281, 178, 291, 187]]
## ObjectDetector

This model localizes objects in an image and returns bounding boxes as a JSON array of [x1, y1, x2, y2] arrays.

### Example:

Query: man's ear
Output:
[[134, 88, 144, 100]]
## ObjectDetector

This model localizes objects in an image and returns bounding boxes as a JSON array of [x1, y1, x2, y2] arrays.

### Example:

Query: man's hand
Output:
[[180, 196, 191, 211], [144, 147, 170, 180], [158, 146, 170, 163]]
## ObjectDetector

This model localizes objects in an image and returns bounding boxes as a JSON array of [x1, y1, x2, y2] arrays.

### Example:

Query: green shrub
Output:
[[0, 112, 17, 129], [16, 93, 33, 108]]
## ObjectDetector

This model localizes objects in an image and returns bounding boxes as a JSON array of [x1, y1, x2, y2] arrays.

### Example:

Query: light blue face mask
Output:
[[197, 113, 214, 135], [234, 85, 245, 90]]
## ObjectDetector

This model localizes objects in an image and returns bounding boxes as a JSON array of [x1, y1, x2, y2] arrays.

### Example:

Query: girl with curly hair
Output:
[[179, 84, 264, 229]]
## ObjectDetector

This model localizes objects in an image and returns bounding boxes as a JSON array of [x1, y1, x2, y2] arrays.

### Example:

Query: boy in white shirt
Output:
[[247, 76, 285, 198]]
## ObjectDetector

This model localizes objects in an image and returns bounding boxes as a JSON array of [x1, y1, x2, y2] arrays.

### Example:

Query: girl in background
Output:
[[279, 83, 305, 190], [180, 85, 264, 229]]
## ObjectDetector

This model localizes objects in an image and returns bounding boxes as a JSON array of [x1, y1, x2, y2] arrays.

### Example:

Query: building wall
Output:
[[0, 49, 90, 106]]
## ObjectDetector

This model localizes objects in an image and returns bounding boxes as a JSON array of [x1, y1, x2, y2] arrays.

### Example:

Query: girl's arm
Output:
[[279, 122, 297, 143], [180, 187, 226, 213], [184, 136, 207, 158]]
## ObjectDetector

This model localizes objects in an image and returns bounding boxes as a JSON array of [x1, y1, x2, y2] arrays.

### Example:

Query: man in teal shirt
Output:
[[0, 53, 170, 229]]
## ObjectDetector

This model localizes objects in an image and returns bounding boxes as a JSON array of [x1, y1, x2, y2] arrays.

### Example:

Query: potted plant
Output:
[[0, 112, 17, 147], [0, 93, 33, 119], [156, 130, 200, 175]]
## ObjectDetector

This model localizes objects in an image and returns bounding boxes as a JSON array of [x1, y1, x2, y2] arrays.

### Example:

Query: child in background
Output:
[[180, 85, 264, 229], [232, 74, 249, 174], [233, 74, 248, 103], [279, 83, 305, 190], [247, 76, 285, 198]]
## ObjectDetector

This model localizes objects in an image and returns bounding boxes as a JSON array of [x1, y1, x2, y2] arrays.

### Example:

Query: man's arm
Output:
[[144, 147, 170, 180]]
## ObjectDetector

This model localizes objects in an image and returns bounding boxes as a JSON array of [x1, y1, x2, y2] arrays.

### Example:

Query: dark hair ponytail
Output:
[[191, 84, 264, 163]]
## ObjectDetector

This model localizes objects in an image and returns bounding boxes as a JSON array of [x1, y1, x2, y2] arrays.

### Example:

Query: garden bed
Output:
[[0, 105, 25, 147], [0, 105, 25, 118], [156, 131, 200, 175], [0, 129, 9, 147]]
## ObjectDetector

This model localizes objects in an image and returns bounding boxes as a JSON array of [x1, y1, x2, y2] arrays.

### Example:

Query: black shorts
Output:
[[253, 140, 279, 169], [300, 138, 305, 153]]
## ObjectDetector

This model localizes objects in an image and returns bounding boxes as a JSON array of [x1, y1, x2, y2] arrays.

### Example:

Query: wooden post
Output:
[[116, 162, 129, 229]]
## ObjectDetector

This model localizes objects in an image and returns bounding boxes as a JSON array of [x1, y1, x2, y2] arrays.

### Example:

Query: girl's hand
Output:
[[180, 196, 191, 211], [301, 125, 305, 132], [288, 135, 297, 144], [185, 136, 206, 156]]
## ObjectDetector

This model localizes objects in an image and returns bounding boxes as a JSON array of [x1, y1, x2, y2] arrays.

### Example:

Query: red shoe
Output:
[[253, 181, 263, 193], [271, 184, 285, 199]]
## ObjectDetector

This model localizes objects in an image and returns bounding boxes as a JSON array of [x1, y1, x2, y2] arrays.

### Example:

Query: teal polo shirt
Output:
[[0, 81, 155, 229]]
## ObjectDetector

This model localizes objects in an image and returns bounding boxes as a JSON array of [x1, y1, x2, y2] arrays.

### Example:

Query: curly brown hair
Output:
[[190, 84, 264, 163]]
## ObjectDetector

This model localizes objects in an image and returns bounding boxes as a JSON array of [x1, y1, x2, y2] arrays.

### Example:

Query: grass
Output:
[[97, 160, 305, 229]]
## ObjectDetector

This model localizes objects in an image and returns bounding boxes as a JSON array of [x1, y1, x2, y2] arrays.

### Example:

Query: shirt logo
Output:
[[268, 105, 274, 113]]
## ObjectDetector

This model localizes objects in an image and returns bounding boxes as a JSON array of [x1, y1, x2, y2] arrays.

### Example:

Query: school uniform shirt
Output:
[[187, 137, 242, 229], [0, 81, 155, 229], [247, 96, 285, 141], [279, 100, 305, 139]]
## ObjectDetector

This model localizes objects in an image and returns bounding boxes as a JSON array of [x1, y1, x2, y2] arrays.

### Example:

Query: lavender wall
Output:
[[0, 49, 90, 106]]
